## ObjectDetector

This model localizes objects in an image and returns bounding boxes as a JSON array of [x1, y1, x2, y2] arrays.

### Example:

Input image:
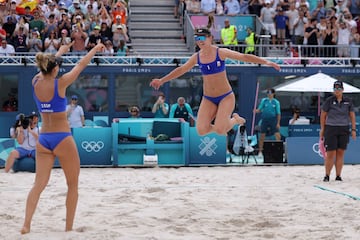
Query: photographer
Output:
[[5, 113, 39, 173]]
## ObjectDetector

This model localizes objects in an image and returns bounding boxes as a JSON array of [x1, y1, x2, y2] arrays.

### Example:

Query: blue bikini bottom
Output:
[[38, 132, 72, 151], [203, 90, 233, 106]]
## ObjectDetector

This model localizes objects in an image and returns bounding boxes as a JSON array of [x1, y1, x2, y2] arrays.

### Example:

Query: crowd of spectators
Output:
[[0, 0, 130, 56], [178, 0, 360, 58]]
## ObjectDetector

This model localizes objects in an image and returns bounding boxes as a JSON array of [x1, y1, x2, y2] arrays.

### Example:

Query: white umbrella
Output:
[[274, 72, 360, 93]]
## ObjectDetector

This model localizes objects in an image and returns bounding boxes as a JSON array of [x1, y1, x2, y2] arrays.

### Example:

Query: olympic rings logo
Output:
[[81, 141, 104, 152], [312, 143, 324, 158]]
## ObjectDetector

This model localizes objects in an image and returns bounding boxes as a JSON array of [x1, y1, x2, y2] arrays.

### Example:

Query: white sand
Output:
[[1, 165, 360, 240]]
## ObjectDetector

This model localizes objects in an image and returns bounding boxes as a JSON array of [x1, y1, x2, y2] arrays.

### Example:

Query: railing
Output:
[[2, 47, 359, 67]]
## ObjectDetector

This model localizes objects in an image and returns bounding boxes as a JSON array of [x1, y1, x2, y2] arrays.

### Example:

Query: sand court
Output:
[[1, 165, 360, 239]]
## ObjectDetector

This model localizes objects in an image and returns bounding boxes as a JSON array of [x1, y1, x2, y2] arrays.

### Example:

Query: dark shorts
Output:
[[324, 125, 350, 151], [260, 117, 279, 135]]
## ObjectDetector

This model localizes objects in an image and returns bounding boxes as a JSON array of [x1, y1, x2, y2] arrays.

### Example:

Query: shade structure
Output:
[[274, 73, 360, 93]]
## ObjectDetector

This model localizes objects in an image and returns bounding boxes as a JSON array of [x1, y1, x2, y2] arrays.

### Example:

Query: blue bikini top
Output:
[[33, 78, 67, 113], [197, 48, 226, 75]]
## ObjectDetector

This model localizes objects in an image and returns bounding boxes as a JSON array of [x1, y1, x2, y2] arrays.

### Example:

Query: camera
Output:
[[17, 113, 32, 129]]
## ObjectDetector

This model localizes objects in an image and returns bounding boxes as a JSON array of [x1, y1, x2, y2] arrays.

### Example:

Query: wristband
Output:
[[351, 129, 357, 132]]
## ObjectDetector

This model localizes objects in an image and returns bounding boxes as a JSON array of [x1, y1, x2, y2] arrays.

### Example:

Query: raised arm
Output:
[[149, 54, 197, 90], [60, 42, 105, 87], [219, 48, 281, 71], [55, 41, 74, 57]]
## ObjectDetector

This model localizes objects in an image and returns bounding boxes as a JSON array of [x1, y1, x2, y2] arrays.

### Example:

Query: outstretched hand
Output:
[[268, 61, 281, 71], [56, 41, 74, 57], [150, 78, 163, 90], [94, 41, 106, 52]]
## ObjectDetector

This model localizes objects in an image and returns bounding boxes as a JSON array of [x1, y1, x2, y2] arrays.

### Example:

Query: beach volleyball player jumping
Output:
[[150, 28, 280, 136]]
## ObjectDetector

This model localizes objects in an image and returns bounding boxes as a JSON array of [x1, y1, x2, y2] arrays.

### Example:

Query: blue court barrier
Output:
[[286, 136, 360, 165], [188, 127, 227, 165]]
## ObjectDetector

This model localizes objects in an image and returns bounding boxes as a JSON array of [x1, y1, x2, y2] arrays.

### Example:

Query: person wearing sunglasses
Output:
[[320, 80, 357, 182], [21, 41, 105, 234], [150, 27, 280, 137], [128, 105, 141, 118]]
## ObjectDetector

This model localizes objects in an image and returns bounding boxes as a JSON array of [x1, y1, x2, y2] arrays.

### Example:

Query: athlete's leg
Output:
[[54, 136, 80, 232], [213, 93, 245, 135], [196, 97, 218, 136], [21, 144, 55, 234]]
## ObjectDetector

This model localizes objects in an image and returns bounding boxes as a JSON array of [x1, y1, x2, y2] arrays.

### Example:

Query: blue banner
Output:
[[286, 137, 360, 164], [188, 128, 227, 165]]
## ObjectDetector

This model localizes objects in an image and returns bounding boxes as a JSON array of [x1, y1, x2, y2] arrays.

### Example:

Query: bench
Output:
[[112, 119, 190, 166]]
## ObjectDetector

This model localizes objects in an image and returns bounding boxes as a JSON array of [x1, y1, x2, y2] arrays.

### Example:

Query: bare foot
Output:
[[20, 226, 30, 234], [232, 113, 246, 125]]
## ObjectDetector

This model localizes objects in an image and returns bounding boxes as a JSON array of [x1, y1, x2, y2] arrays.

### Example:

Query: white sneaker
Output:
[[258, 152, 263, 158]]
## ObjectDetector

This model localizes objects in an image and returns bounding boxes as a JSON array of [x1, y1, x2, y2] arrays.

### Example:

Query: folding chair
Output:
[[230, 125, 258, 164], [241, 135, 258, 164]]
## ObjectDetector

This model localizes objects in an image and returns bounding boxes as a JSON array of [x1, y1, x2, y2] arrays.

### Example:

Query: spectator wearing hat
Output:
[[0, 38, 15, 56], [320, 81, 356, 182], [254, 88, 281, 157], [128, 105, 141, 118], [112, 1, 127, 25], [45, 1, 61, 21], [66, 95, 85, 128], [87, 25, 102, 51], [68, 0, 86, 15], [27, 30, 43, 52], [58, 28, 71, 47], [111, 15, 129, 45], [3, 16, 16, 41]]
